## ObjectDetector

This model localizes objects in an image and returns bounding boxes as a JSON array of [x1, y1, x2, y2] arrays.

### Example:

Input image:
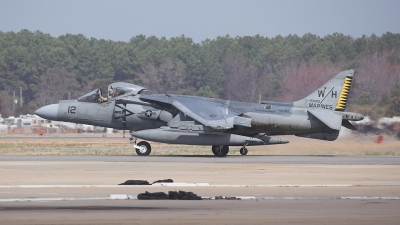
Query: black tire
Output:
[[240, 147, 248, 155], [212, 145, 229, 157], [222, 145, 229, 155], [135, 141, 151, 156], [211, 145, 218, 156]]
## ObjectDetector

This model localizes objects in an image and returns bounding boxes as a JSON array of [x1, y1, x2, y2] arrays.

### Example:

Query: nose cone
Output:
[[34, 104, 59, 120]]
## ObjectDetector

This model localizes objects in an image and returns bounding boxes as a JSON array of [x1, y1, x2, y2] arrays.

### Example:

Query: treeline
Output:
[[0, 29, 400, 119]]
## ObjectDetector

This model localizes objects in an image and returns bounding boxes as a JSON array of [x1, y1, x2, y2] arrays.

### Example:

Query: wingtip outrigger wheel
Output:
[[240, 144, 248, 155], [239, 147, 248, 155]]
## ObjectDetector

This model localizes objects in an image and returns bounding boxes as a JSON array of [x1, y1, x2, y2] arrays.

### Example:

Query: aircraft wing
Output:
[[140, 95, 252, 130]]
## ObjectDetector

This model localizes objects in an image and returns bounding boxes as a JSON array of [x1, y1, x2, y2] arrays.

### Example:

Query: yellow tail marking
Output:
[[335, 77, 352, 111]]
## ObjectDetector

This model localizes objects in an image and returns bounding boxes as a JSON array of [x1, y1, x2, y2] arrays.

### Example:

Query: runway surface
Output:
[[0, 154, 399, 224], [2, 155, 400, 165]]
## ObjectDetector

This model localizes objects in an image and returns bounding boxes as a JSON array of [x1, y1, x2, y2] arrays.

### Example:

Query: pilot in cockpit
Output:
[[108, 87, 126, 99], [108, 89, 114, 98], [115, 88, 125, 96], [97, 89, 108, 102], [99, 93, 108, 102]]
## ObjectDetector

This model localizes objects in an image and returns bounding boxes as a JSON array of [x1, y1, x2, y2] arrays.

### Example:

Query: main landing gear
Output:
[[130, 134, 248, 157], [211, 145, 229, 157], [130, 136, 151, 156]]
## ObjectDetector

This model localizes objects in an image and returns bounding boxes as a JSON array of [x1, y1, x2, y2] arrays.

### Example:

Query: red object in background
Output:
[[38, 130, 44, 135], [376, 135, 383, 144]]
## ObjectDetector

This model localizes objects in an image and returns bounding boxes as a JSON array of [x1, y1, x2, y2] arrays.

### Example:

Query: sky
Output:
[[1, 0, 400, 43]]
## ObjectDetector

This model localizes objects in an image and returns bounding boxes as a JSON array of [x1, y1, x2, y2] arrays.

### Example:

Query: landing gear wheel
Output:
[[212, 145, 229, 157], [212, 146, 217, 155], [240, 147, 248, 155], [135, 141, 151, 156]]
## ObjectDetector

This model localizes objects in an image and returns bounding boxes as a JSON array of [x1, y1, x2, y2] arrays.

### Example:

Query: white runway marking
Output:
[[0, 197, 108, 202], [0, 183, 399, 188], [109, 194, 129, 200], [0, 195, 399, 202]]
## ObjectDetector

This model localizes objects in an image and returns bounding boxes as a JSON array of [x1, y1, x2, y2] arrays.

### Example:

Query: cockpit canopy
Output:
[[76, 83, 148, 103], [108, 82, 148, 99], [77, 88, 103, 103]]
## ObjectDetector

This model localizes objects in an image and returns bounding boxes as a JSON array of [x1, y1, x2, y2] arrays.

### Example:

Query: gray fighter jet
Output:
[[35, 69, 364, 157]]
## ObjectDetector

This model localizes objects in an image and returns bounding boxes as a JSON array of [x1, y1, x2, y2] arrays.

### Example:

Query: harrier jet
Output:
[[35, 70, 364, 157]]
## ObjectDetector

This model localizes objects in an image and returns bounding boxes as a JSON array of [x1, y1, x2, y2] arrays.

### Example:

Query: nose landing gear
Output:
[[130, 135, 151, 156]]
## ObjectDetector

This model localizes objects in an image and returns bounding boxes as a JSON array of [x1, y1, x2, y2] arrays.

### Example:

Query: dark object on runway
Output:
[[119, 180, 150, 185], [215, 196, 241, 200], [138, 191, 169, 200], [225, 196, 241, 200], [152, 179, 173, 184], [168, 191, 202, 200], [137, 191, 202, 200]]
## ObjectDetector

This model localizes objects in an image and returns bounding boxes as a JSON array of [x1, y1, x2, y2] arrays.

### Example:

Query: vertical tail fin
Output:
[[335, 75, 353, 111], [293, 70, 354, 111]]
